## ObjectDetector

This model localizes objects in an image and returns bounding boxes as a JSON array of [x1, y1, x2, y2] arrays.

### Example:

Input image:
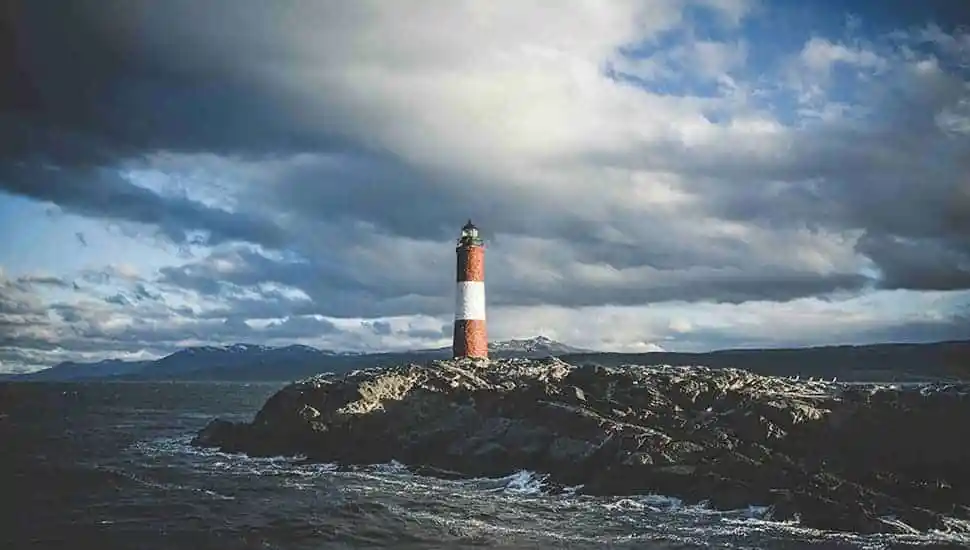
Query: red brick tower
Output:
[[453, 220, 487, 359]]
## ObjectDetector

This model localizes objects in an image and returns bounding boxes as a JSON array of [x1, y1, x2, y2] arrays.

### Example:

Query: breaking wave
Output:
[[127, 434, 970, 549]]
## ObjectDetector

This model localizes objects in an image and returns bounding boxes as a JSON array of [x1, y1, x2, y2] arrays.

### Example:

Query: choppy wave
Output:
[[127, 433, 970, 549]]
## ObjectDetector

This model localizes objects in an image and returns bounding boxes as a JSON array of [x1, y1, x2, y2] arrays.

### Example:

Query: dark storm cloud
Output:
[[854, 313, 970, 345], [5, 0, 692, 256], [1, 0, 968, 330], [365, 321, 393, 336], [2, 0, 331, 249], [257, 152, 513, 244], [2, 1, 355, 159], [263, 316, 341, 339], [254, 150, 848, 281], [856, 232, 970, 291], [0, 161, 287, 247]]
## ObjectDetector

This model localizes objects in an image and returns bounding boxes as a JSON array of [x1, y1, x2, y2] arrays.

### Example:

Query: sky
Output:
[[1, 0, 969, 373]]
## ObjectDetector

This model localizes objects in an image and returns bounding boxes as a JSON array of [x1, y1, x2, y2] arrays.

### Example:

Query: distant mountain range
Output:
[[562, 340, 970, 383], [4, 336, 591, 382], [3, 336, 968, 383]]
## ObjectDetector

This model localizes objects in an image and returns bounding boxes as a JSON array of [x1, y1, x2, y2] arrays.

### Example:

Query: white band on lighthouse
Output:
[[455, 281, 486, 321]]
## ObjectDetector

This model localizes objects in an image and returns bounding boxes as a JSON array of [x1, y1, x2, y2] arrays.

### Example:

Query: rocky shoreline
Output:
[[192, 357, 970, 535]]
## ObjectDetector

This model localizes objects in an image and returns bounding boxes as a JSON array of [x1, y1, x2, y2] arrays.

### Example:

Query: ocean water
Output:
[[2, 381, 969, 550]]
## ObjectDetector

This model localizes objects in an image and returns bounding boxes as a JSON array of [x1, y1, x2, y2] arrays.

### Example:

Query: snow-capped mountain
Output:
[[410, 336, 589, 358], [488, 335, 591, 355]]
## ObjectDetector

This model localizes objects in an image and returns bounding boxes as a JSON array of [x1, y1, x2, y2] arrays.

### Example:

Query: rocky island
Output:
[[192, 357, 970, 535]]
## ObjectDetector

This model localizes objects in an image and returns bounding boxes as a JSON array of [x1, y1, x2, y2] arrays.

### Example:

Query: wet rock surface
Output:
[[192, 358, 970, 535]]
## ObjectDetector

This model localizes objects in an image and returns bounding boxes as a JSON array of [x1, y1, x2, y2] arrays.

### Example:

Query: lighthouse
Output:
[[453, 220, 488, 359]]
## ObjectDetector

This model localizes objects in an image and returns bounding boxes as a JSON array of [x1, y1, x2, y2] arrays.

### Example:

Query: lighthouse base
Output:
[[453, 319, 488, 359]]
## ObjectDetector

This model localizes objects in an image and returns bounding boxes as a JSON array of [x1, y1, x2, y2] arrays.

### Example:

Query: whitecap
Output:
[[501, 470, 547, 494]]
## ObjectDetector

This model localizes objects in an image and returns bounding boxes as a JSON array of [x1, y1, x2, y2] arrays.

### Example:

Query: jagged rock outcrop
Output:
[[192, 357, 970, 534]]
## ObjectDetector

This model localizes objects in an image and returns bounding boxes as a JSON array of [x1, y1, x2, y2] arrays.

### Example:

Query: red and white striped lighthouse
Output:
[[453, 220, 488, 359]]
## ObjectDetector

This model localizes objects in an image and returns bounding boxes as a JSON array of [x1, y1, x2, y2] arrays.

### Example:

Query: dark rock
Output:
[[191, 357, 970, 535], [192, 418, 251, 453]]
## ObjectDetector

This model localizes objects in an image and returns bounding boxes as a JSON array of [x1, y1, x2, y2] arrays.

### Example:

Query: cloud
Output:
[[0, 161, 287, 247], [1, 263, 966, 372], [800, 37, 888, 74], [1, 2, 969, 370], [8, 274, 70, 289]]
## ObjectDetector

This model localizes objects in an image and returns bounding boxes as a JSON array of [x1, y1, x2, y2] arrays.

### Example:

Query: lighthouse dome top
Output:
[[461, 220, 479, 237], [458, 219, 483, 246]]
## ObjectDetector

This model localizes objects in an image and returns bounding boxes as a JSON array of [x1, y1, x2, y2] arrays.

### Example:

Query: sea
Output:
[[2, 381, 969, 550]]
